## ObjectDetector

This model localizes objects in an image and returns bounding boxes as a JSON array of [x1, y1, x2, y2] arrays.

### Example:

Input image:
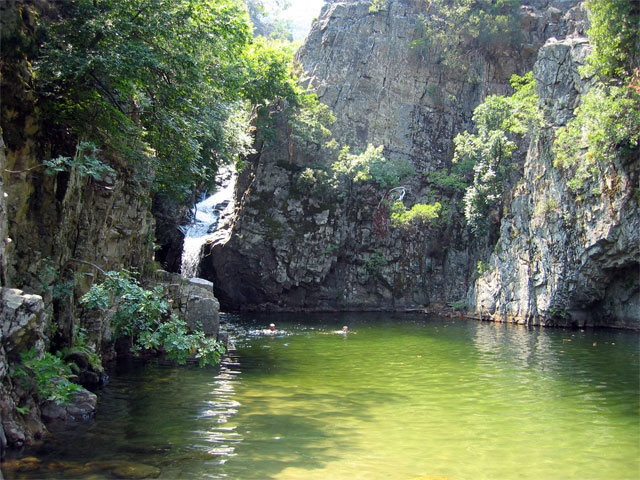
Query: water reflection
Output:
[[195, 355, 243, 461]]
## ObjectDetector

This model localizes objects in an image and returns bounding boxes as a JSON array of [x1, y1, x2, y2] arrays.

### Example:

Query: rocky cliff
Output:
[[0, 1, 227, 451], [203, 0, 633, 325], [0, 1, 153, 449], [469, 35, 640, 328]]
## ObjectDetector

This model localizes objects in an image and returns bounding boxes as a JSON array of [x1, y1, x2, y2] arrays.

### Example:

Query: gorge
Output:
[[0, 0, 638, 473], [203, 0, 638, 328]]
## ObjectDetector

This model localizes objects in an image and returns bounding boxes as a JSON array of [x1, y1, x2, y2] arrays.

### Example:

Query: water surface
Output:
[[4, 313, 639, 479]]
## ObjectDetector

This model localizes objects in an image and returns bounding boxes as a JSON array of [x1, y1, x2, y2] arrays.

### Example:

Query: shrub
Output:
[[476, 260, 493, 276], [362, 250, 388, 280], [331, 145, 415, 191], [43, 142, 116, 181], [369, 0, 387, 13], [453, 72, 541, 234], [553, 84, 640, 193], [390, 201, 442, 227], [533, 197, 560, 218], [289, 93, 337, 154], [11, 349, 81, 404], [80, 270, 223, 366]]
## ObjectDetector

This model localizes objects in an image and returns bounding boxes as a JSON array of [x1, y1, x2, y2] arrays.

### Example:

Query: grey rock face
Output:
[[206, 0, 585, 313], [0, 289, 46, 449], [468, 36, 639, 328], [0, 288, 45, 358], [0, 1, 157, 451], [533, 36, 592, 126], [183, 279, 220, 337], [153, 272, 220, 338]]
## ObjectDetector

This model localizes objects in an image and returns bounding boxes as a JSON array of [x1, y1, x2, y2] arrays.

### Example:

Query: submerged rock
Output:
[[0, 456, 43, 473], [110, 462, 161, 479], [29, 460, 162, 479]]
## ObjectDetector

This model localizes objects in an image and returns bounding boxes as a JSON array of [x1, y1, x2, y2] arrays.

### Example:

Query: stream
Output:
[[2, 313, 639, 480]]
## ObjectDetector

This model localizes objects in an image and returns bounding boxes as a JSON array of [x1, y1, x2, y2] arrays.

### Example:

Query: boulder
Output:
[[152, 272, 220, 338], [0, 288, 45, 357], [40, 387, 97, 423], [182, 278, 219, 337]]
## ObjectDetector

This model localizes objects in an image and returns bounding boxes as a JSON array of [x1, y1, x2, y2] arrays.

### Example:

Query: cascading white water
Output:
[[179, 166, 237, 278]]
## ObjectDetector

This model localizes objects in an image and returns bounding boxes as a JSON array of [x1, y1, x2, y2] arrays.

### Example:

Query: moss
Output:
[[393, 274, 407, 297], [264, 217, 285, 239]]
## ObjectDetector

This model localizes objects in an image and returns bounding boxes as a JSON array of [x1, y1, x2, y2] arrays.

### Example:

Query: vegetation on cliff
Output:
[[438, 0, 639, 233], [553, 0, 640, 195], [454, 72, 542, 234], [0, 0, 305, 438], [410, 0, 523, 73]]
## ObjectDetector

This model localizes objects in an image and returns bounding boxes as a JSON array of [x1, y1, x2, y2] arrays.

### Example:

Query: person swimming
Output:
[[253, 323, 278, 335], [332, 326, 355, 334]]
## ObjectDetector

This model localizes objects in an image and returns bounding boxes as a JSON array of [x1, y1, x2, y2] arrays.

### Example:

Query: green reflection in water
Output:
[[3, 313, 639, 480]]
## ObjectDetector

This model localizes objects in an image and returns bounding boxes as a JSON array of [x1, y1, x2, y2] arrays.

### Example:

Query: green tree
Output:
[[245, 0, 293, 40], [289, 93, 337, 155], [331, 145, 415, 191], [33, 0, 298, 201], [243, 37, 300, 107], [554, 84, 640, 192], [390, 201, 442, 228], [453, 72, 541, 234], [581, 0, 639, 80], [553, 0, 640, 193]]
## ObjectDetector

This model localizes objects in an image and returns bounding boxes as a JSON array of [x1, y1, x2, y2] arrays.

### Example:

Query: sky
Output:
[[278, 0, 327, 40]]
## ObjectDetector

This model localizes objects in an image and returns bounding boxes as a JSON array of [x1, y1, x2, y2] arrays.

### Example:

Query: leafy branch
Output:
[[11, 348, 81, 405], [80, 270, 224, 366], [43, 141, 116, 181]]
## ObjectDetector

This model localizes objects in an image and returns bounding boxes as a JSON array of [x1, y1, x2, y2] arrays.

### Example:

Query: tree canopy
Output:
[[33, 0, 299, 200], [453, 72, 540, 234]]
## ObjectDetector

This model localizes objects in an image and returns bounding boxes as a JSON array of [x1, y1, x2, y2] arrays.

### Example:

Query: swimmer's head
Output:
[[269, 323, 276, 331], [342, 326, 348, 332]]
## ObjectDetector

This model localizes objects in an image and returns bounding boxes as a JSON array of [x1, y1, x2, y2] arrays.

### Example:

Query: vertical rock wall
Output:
[[205, 0, 587, 313], [469, 36, 640, 328], [0, 3, 156, 350], [0, 0, 156, 449]]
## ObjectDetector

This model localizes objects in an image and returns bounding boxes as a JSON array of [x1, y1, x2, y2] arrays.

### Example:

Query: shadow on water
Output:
[[3, 313, 638, 480], [222, 413, 341, 480]]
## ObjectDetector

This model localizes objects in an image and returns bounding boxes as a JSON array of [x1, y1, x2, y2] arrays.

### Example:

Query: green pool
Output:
[[3, 313, 639, 479]]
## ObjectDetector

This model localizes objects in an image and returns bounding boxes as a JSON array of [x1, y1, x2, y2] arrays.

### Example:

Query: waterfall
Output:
[[180, 166, 237, 278]]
